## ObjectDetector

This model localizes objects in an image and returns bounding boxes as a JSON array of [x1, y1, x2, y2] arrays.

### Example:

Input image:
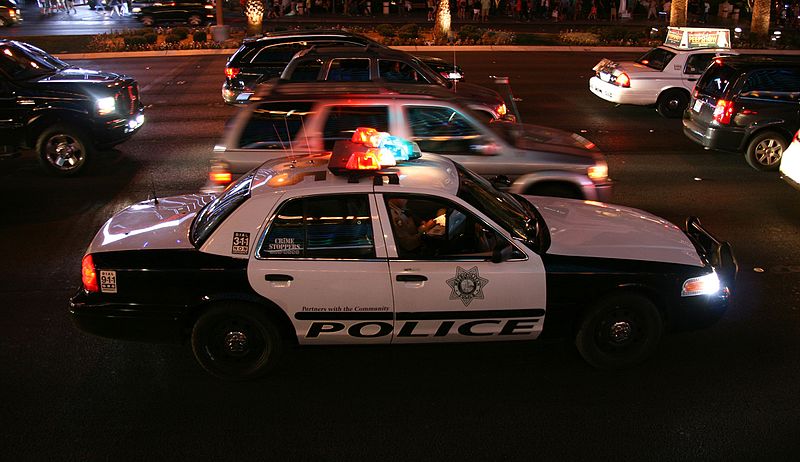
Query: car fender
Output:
[[25, 107, 93, 147], [742, 119, 794, 149], [507, 170, 594, 199]]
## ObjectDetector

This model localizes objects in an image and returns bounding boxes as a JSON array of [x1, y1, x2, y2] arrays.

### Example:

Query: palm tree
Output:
[[433, 0, 452, 42], [245, 0, 265, 36], [750, 0, 771, 39], [669, 0, 687, 26]]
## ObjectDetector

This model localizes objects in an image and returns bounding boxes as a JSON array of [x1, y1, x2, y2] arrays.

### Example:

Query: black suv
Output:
[[131, 0, 215, 26], [0, 40, 144, 176], [222, 30, 463, 104], [683, 56, 800, 171]]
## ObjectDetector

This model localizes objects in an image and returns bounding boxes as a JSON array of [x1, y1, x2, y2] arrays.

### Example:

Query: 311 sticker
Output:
[[232, 232, 250, 255]]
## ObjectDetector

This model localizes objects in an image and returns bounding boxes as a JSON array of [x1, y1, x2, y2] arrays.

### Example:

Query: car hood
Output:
[[37, 67, 128, 84], [86, 194, 217, 255], [525, 195, 703, 267], [492, 122, 601, 160]]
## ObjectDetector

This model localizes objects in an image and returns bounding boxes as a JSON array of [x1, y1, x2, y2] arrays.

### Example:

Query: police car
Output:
[[589, 27, 732, 118], [70, 129, 736, 379]]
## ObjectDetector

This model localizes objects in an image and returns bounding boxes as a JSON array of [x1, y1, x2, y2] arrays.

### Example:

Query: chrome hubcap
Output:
[[755, 139, 783, 166], [609, 321, 633, 344], [47, 135, 83, 170], [224, 331, 249, 355]]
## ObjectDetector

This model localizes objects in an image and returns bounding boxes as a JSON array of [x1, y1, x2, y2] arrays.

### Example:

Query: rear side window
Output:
[[740, 68, 800, 102], [285, 58, 323, 81], [636, 48, 676, 71], [259, 194, 376, 259], [326, 58, 371, 82], [322, 106, 389, 150], [695, 64, 739, 99], [237, 102, 314, 149]]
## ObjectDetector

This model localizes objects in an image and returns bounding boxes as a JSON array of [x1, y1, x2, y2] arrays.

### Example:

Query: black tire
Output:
[[36, 124, 92, 177], [188, 14, 202, 26], [656, 89, 690, 118], [191, 302, 284, 380], [745, 131, 787, 171], [141, 15, 155, 26], [575, 293, 663, 369], [527, 182, 583, 199]]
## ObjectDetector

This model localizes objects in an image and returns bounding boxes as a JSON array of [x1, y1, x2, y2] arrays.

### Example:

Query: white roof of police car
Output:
[[247, 152, 460, 198]]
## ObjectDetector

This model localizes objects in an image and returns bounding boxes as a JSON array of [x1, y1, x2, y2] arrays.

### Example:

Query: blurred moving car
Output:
[[683, 56, 800, 171], [206, 82, 610, 201], [70, 131, 734, 379], [0, 40, 144, 176], [131, 0, 215, 26], [779, 130, 800, 189], [0, 0, 21, 26], [590, 27, 733, 118], [222, 30, 464, 105]]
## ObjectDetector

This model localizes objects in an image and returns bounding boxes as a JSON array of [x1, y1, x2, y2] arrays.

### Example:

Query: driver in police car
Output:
[[387, 198, 446, 252]]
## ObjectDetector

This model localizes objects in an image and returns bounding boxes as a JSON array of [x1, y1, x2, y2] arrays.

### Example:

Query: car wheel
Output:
[[191, 303, 284, 380], [656, 89, 689, 118], [745, 131, 787, 171], [575, 293, 663, 369], [36, 124, 92, 176], [141, 15, 155, 26], [526, 183, 583, 199], [188, 14, 202, 26]]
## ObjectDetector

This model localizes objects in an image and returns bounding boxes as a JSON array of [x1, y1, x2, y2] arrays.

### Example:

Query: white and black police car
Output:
[[70, 128, 737, 379]]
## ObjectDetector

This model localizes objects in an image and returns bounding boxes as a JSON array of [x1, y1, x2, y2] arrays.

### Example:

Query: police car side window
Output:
[[684, 54, 714, 75], [260, 195, 376, 259], [406, 106, 484, 154], [385, 195, 502, 261], [322, 106, 390, 150], [238, 102, 314, 149]]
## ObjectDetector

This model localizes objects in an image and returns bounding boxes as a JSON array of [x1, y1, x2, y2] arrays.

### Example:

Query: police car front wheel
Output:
[[191, 302, 284, 380], [575, 293, 664, 369]]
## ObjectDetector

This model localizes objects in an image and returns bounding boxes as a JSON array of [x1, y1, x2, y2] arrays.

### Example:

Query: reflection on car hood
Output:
[[38, 67, 126, 83], [526, 195, 703, 267], [86, 194, 216, 255]]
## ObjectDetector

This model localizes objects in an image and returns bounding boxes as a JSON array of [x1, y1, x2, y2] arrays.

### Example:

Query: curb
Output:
[[54, 46, 800, 60]]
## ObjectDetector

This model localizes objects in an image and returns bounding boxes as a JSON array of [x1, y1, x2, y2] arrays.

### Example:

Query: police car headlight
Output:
[[96, 96, 116, 116], [681, 272, 720, 297]]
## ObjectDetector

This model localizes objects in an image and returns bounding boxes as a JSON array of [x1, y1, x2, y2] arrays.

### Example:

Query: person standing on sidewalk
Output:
[[646, 0, 657, 19], [480, 0, 490, 21], [65, 0, 76, 13]]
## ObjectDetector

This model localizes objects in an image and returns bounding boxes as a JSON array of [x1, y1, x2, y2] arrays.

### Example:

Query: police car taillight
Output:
[[82, 254, 99, 293], [615, 72, 631, 88], [225, 67, 240, 79]]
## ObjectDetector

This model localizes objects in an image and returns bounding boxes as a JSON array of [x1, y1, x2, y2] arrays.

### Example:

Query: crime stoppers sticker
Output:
[[232, 232, 250, 255], [100, 270, 117, 294]]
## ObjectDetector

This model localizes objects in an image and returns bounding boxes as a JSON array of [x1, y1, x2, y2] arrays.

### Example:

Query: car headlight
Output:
[[96, 96, 116, 116], [132, 6, 141, 12], [588, 163, 608, 182], [681, 271, 721, 297]]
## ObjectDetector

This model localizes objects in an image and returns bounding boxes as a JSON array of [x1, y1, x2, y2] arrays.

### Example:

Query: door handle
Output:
[[396, 274, 428, 282], [265, 274, 293, 282], [687, 78, 697, 82]]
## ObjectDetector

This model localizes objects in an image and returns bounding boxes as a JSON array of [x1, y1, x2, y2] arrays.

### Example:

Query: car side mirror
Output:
[[491, 242, 514, 264], [490, 175, 512, 188]]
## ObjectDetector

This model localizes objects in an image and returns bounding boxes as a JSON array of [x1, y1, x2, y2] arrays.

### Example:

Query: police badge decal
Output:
[[446, 266, 489, 306]]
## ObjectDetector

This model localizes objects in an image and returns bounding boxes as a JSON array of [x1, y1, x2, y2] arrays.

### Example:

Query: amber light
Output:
[[351, 127, 380, 146], [225, 67, 240, 79], [82, 254, 99, 293], [209, 171, 232, 184]]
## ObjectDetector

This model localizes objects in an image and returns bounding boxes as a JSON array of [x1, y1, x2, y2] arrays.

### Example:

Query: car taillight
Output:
[[615, 72, 630, 88], [82, 254, 99, 293], [713, 99, 736, 125], [225, 67, 240, 79], [794, 130, 800, 143]]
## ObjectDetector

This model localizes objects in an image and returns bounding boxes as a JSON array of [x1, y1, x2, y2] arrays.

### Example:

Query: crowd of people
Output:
[[35, 0, 131, 16]]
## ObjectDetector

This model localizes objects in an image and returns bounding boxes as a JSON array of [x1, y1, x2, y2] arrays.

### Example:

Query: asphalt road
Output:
[[2, 52, 800, 460]]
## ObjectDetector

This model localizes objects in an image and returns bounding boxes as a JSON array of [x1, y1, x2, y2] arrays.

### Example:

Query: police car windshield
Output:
[[455, 164, 538, 243], [190, 171, 255, 247]]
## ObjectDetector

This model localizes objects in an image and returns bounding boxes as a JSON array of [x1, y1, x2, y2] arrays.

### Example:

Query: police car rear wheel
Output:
[[191, 303, 283, 380], [656, 90, 689, 118], [575, 293, 663, 369]]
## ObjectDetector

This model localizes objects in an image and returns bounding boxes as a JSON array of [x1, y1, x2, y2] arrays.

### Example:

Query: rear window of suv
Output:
[[695, 63, 739, 99]]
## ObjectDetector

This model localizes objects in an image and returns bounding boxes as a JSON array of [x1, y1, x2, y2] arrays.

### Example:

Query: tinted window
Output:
[[695, 64, 739, 99], [322, 106, 389, 150], [251, 43, 305, 65], [406, 106, 486, 154], [191, 171, 254, 247], [636, 48, 676, 71], [684, 54, 715, 75], [260, 195, 375, 259], [286, 58, 323, 81], [378, 59, 423, 83], [740, 68, 800, 102], [326, 58, 371, 82], [237, 102, 314, 149], [385, 195, 504, 260]]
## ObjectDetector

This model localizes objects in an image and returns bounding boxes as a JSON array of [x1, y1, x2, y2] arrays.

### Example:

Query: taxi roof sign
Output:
[[664, 27, 731, 50]]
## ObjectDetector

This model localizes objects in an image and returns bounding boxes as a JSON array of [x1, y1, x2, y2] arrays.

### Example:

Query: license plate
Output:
[[100, 270, 117, 293], [693, 100, 703, 112]]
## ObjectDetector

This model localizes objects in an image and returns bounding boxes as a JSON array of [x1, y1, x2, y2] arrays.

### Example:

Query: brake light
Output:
[[713, 99, 736, 125], [82, 254, 99, 293], [225, 67, 240, 79], [616, 72, 630, 88]]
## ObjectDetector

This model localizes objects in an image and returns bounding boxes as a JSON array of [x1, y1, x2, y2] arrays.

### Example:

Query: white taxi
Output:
[[589, 27, 732, 118], [779, 129, 800, 190], [70, 129, 736, 379]]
